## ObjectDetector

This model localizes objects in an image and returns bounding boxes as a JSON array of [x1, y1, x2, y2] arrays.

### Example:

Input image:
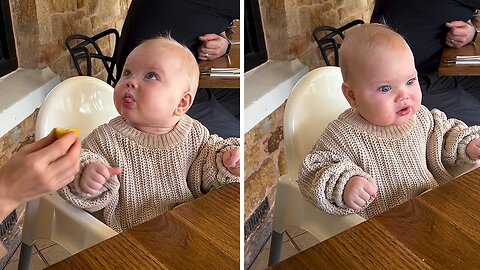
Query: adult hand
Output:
[[222, 147, 240, 176], [343, 176, 377, 211], [445, 21, 476, 48], [0, 131, 80, 219], [80, 162, 122, 195], [197, 33, 229, 61]]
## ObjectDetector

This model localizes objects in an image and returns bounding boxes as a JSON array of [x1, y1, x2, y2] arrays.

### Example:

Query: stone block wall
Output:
[[0, 0, 130, 266], [10, 0, 131, 81], [244, 0, 374, 267], [260, 0, 374, 70]]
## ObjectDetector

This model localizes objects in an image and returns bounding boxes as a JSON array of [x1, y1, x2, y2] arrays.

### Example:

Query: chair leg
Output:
[[17, 243, 33, 270], [268, 231, 283, 266]]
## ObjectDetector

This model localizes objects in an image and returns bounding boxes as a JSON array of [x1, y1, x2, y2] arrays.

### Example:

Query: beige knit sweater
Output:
[[59, 115, 239, 232], [298, 105, 480, 219]]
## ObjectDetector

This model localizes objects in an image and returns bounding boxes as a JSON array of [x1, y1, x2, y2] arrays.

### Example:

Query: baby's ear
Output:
[[174, 91, 194, 116], [342, 82, 357, 109]]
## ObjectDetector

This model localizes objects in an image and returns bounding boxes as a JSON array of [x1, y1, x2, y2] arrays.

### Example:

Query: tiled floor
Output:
[[4, 227, 316, 270], [248, 227, 320, 270], [3, 240, 70, 270]]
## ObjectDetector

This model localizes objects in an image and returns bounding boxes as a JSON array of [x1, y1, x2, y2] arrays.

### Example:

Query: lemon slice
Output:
[[54, 128, 79, 139]]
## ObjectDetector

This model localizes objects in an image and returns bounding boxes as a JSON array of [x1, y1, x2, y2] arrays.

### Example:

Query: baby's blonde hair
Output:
[[339, 23, 408, 82], [140, 35, 200, 95]]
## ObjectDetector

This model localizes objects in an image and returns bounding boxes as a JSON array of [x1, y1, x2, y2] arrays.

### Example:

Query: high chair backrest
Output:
[[35, 76, 119, 140], [283, 66, 350, 177]]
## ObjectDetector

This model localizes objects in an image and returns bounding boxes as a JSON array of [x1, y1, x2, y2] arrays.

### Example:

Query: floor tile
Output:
[[285, 226, 306, 238], [34, 239, 55, 250], [38, 244, 71, 266], [291, 231, 320, 251], [4, 253, 46, 270], [249, 239, 298, 270], [7, 243, 21, 262]]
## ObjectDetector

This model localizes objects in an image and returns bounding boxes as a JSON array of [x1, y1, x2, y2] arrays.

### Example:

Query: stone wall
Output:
[[244, 0, 374, 267], [260, 0, 374, 70], [10, 0, 130, 81], [0, 0, 130, 266]]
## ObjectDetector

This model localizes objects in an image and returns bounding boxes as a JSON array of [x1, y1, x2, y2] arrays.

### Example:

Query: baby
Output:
[[298, 23, 480, 219], [59, 36, 240, 232]]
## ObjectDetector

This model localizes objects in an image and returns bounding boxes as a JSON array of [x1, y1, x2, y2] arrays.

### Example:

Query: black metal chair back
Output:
[[65, 28, 119, 86], [312, 20, 364, 66]]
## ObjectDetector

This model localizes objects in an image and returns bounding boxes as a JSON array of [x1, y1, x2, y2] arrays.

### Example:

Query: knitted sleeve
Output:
[[57, 128, 120, 212], [298, 136, 375, 216], [187, 124, 240, 197], [429, 109, 480, 165]]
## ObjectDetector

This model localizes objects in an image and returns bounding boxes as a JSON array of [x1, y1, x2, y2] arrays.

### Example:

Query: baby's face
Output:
[[114, 41, 190, 132], [348, 43, 421, 126]]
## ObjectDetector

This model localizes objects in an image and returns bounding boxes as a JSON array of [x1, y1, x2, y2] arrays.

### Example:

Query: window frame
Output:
[[0, 0, 18, 77], [245, 0, 267, 72]]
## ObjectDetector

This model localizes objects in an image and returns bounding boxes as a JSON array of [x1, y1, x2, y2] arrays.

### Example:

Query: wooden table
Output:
[[439, 40, 480, 76], [270, 168, 480, 269], [198, 45, 240, 89], [198, 19, 240, 89], [47, 183, 240, 270]]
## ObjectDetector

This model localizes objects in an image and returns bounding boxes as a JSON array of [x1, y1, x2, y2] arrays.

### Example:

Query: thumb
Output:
[[364, 182, 378, 198], [107, 167, 122, 178], [446, 21, 464, 28], [199, 33, 217, 41], [225, 149, 240, 167]]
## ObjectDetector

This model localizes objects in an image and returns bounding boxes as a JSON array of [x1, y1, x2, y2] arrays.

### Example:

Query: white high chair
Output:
[[267, 66, 480, 266], [18, 76, 119, 270], [268, 66, 366, 266]]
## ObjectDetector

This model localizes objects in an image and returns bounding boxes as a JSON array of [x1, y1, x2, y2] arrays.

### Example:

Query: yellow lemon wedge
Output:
[[54, 128, 79, 139]]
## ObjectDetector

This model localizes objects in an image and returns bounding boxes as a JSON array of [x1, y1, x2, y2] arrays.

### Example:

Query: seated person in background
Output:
[[59, 36, 240, 232], [116, 0, 240, 138], [371, 1, 480, 126], [298, 24, 480, 219]]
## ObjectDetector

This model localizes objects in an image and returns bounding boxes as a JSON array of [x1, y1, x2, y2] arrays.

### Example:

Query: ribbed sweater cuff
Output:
[[458, 132, 480, 163], [215, 150, 240, 183], [334, 169, 374, 209]]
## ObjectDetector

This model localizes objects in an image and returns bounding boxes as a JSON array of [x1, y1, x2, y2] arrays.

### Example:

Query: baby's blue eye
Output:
[[378, 85, 392, 93], [145, 72, 158, 80], [406, 78, 416, 86], [122, 70, 131, 77]]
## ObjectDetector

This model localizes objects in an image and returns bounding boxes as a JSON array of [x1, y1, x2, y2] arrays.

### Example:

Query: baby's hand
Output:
[[222, 147, 240, 176], [343, 176, 377, 211], [466, 138, 480, 160], [80, 162, 122, 195]]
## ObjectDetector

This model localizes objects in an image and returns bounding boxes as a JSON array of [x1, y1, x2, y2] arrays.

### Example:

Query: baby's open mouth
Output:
[[123, 92, 135, 104], [397, 106, 411, 116]]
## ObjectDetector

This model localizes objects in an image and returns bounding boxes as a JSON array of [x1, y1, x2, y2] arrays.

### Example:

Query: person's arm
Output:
[[427, 109, 480, 166], [298, 144, 375, 216], [187, 124, 240, 197], [0, 131, 80, 221], [58, 132, 121, 213]]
